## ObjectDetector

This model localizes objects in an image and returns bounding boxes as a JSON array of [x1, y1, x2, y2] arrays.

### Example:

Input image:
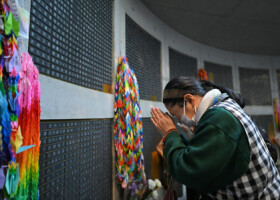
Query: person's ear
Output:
[[184, 94, 195, 105]]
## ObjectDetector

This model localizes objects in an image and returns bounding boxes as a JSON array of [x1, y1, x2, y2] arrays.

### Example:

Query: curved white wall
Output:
[[38, 0, 280, 122]]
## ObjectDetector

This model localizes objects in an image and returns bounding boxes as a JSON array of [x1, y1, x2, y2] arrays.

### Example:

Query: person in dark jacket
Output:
[[255, 123, 278, 163], [150, 76, 280, 199]]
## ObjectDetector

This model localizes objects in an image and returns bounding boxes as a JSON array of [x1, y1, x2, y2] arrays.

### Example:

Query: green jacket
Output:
[[163, 107, 250, 193]]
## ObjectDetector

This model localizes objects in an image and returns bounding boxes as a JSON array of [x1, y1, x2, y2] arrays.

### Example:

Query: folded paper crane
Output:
[[5, 162, 20, 195]]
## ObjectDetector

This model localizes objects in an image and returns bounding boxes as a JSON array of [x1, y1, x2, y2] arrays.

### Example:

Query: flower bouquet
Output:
[[140, 179, 162, 200]]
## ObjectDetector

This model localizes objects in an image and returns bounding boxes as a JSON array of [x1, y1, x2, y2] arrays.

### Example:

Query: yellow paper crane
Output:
[[10, 126, 23, 153]]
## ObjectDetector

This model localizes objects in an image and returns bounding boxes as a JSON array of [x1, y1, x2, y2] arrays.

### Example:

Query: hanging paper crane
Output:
[[0, 0, 21, 198], [0, 1, 41, 199], [0, 0, 13, 168], [114, 56, 146, 190], [14, 53, 41, 200]]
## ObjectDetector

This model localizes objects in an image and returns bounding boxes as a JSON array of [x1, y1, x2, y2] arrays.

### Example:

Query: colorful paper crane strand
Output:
[[0, 0, 22, 198], [114, 56, 146, 190], [15, 53, 41, 200], [0, 1, 41, 198]]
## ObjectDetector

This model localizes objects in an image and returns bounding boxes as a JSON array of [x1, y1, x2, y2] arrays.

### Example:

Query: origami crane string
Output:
[[14, 52, 41, 200], [0, 0, 13, 167], [114, 56, 146, 190], [0, 1, 41, 199], [0, 0, 21, 197]]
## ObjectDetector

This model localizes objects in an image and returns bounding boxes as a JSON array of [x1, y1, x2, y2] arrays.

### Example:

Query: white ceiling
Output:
[[141, 0, 280, 56]]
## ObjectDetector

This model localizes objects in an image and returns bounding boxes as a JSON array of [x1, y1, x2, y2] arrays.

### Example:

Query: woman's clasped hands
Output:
[[150, 107, 177, 137]]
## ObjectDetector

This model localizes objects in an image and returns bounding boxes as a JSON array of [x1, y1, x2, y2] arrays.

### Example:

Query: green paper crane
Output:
[[4, 12, 20, 37]]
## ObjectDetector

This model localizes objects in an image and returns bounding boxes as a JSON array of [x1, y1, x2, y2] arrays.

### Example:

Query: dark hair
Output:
[[163, 76, 245, 108]]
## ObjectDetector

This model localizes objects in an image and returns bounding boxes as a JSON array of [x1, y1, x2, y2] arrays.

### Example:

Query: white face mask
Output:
[[180, 100, 196, 127]]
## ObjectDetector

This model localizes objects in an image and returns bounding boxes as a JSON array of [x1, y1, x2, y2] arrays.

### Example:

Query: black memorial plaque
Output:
[[142, 118, 162, 180], [29, 0, 113, 91], [277, 70, 280, 100], [142, 118, 183, 197], [39, 119, 112, 200], [126, 15, 161, 101], [169, 48, 197, 79], [204, 61, 233, 89], [239, 68, 272, 105]]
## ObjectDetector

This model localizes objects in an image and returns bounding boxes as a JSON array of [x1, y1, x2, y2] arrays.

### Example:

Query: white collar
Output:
[[194, 89, 222, 124]]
